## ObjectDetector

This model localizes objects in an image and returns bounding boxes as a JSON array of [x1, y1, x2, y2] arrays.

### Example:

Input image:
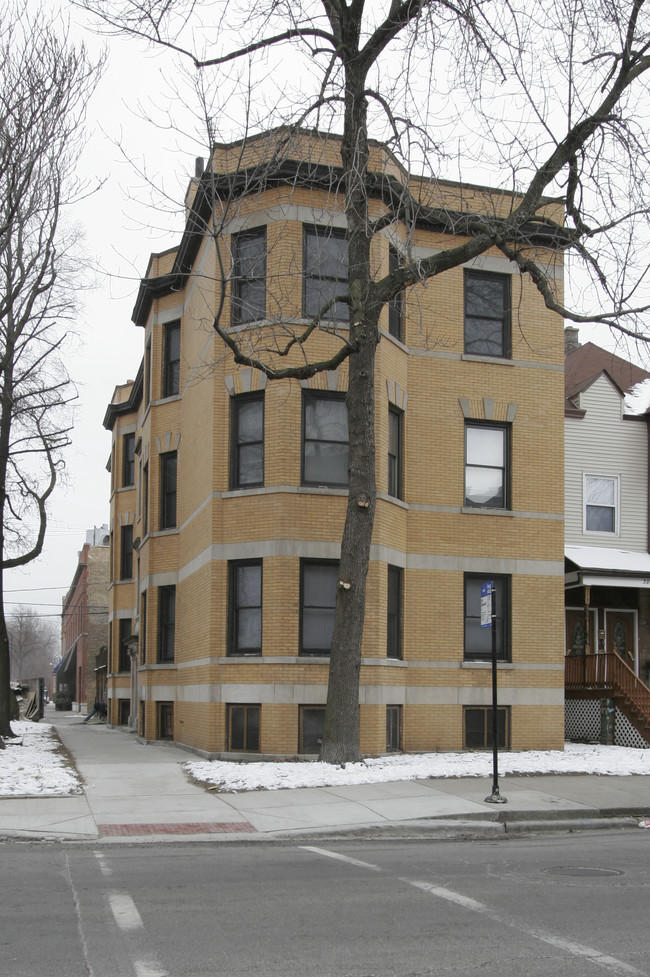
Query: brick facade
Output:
[[104, 131, 565, 756], [60, 536, 109, 713]]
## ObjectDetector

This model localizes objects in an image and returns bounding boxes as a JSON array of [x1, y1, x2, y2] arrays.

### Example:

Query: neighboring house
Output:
[[58, 526, 110, 714], [564, 329, 650, 746], [103, 129, 566, 757]]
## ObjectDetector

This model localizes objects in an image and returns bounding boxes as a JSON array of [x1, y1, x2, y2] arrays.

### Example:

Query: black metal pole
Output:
[[485, 584, 506, 804]]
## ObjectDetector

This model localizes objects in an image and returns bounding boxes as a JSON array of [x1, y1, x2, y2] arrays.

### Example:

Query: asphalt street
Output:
[[3, 832, 649, 977]]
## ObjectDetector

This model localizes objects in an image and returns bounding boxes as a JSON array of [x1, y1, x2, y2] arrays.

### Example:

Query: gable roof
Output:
[[565, 341, 650, 414]]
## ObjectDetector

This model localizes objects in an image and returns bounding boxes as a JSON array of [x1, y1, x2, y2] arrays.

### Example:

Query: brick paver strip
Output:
[[99, 821, 256, 836]]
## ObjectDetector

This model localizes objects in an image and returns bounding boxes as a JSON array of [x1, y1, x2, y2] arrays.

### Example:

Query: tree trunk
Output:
[[321, 328, 378, 763], [321, 58, 377, 764], [0, 587, 12, 741], [0, 343, 13, 740]]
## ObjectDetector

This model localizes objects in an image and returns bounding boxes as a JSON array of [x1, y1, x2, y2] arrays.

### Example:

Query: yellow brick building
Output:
[[104, 131, 565, 757]]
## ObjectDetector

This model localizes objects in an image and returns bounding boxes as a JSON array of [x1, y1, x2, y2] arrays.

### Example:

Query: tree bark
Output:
[[321, 53, 378, 763]]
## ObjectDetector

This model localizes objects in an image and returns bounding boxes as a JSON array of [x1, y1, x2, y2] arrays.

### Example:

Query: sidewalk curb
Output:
[[0, 814, 643, 845]]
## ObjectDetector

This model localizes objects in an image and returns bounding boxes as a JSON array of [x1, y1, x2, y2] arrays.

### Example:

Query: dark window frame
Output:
[[232, 227, 267, 324], [464, 269, 511, 358], [118, 618, 132, 673], [144, 339, 151, 407], [388, 247, 403, 341], [142, 462, 149, 537], [388, 406, 403, 499], [228, 559, 263, 656], [464, 421, 510, 510], [162, 320, 181, 398], [303, 224, 349, 323], [157, 701, 174, 740], [387, 565, 402, 660], [160, 451, 177, 530], [230, 392, 264, 489], [464, 573, 511, 662], [118, 698, 130, 725], [122, 433, 135, 487], [386, 704, 402, 752], [158, 586, 176, 663], [301, 390, 349, 488], [140, 591, 147, 665], [299, 704, 325, 754], [120, 524, 134, 580], [463, 705, 511, 750], [227, 703, 261, 752], [300, 559, 338, 656]]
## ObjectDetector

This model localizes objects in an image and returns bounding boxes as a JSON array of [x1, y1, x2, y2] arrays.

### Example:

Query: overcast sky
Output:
[[4, 2, 648, 645], [4, 7, 191, 626]]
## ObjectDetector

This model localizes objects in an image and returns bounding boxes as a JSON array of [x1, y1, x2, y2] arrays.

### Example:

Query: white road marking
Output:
[[109, 892, 144, 932], [300, 846, 382, 871], [134, 959, 168, 977], [408, 879, 646, 977], [94, 851, 112, 877], [302, 846, 645, 977]]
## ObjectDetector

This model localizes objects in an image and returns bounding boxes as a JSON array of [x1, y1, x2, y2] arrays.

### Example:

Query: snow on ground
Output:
[[0, 721, 82, 796], [2, 722, 650, 797], [185, 742, 650, 793]]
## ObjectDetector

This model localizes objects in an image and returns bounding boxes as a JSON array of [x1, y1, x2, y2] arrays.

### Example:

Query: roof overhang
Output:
[[565, 545, 650, 590]]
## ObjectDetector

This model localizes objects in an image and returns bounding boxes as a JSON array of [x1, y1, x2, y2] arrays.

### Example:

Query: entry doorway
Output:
[[605, 609, 637, 674], [565, 607, 597, 656]]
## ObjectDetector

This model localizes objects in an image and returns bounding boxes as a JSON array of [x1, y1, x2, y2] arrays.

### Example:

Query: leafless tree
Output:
[[0, 4, 103, 740], [7, 606, 58, 687], [79, 0, 650, 761]]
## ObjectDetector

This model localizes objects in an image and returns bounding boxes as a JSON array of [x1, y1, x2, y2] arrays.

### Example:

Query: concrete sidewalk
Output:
[[1, 707, 649, 843]]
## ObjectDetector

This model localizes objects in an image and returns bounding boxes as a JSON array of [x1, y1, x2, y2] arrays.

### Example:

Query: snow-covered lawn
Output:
[[185, 742, 650, 793], [0, 721, 82, 796], [2, 722, 650, 797]]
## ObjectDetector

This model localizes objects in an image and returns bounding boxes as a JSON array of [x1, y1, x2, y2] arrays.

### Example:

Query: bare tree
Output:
[[80, 0, 650, 761], [0, 4, 103, 740], [7, 607, 58, 686]]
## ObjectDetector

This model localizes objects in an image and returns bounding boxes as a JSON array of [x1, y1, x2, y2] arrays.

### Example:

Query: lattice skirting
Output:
[[565, 699, 649, 748]]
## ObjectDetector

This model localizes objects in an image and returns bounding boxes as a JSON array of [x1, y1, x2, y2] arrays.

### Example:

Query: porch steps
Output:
[[565, 651, 650, 746]]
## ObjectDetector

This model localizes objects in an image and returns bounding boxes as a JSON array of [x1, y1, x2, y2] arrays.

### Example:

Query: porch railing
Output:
[[565, 651, 650, 730]]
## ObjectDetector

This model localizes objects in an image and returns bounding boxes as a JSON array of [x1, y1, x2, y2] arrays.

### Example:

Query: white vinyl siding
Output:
[[565, 374, 648, 550]]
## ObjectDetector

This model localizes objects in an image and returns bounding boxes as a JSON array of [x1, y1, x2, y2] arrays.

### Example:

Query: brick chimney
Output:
[[564, 326, 580, 355]]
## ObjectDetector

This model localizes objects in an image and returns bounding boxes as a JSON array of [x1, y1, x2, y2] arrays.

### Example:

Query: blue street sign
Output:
[[480, 581, 493, 628]]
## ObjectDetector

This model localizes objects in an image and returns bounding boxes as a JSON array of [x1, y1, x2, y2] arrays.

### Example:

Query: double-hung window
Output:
[[300, 560, 338, 655], [584, 474, 619, 533], [232, 228, 266, 324], [388, 247, 403, 341], [140, 591, 147, 665], [158, 586, 176, 663], [464, 270, 510, 357], [160, 451, 177, 529], [302, 391, 348, 487], [388, 406, 403, 499], [303, 225, 349, 322], [465, 422, 509, 509], [163, 320, 181, 398], [118, 618, 132, 672], [464, 573, 510, 661], [228, 560, 262, 655], [230, 393, 264, 488], [122, 433, 135, 487], [120, 525, 134, 580], [387, 565, 402, 659], [142, 463, 149, 537]]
